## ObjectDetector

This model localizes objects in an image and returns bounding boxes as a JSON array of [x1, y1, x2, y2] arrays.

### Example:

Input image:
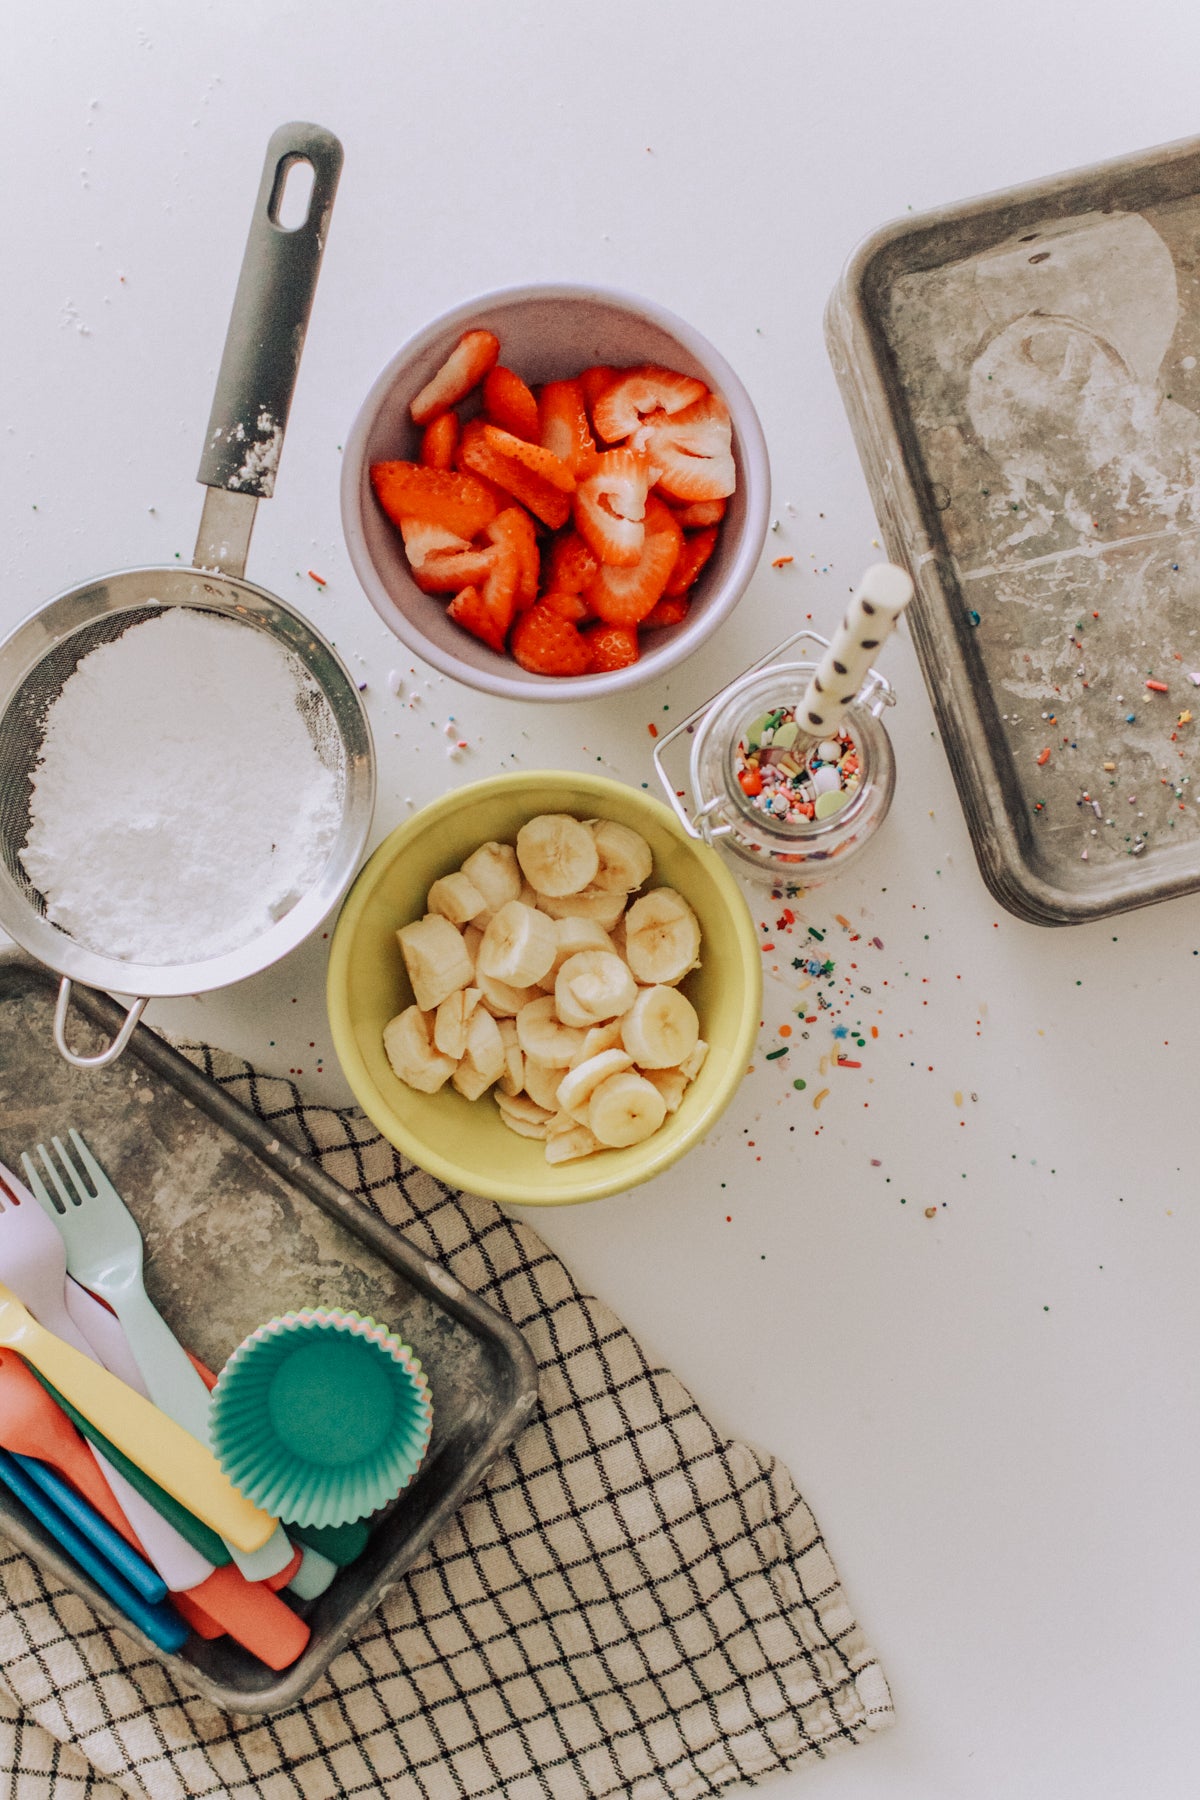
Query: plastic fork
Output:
[[0, 1159, 211, 1592], [25, 1132, 294, 1583]]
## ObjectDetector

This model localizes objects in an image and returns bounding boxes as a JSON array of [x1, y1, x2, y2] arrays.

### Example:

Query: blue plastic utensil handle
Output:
[[0, 1448, 187, 1653], [12, 1453, 167, 1605]]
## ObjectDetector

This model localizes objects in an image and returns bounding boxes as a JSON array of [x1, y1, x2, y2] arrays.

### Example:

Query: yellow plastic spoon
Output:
[[0, 1278, 273, 1552]]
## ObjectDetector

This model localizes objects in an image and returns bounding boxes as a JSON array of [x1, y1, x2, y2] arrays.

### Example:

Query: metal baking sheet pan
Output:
[[0, 952, 538, 1713], [826, 132, 1200, 923]]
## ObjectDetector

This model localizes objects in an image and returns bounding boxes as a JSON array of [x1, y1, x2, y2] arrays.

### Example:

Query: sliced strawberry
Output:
[[482, 540, 520, 630], [541, 589, 591, 623], [411, 547, 498, 596], [510, 605, 591, 676], [668, 495, 728, 528], [543, 529, 600, 595], [482, 366, 540, 442], [586, 495, 682, 625], [583, 622, 640, 673], [573, 448, 654, 568], [486, 507, 540, 610], [371, 461, 499, 538], [446, 537, 520, 651], [538, 379, 597, 478], [480, 424, 575, 493], [457, 419, 572, 529], [419, 410, 460, 470], [640, 593, 692, 629], [592, 364, 708, 442], [399, 516, 471, 569], [632, 392, 736, 502], [400, 516, 496, 594], [410, 329, 500, 426], [448, 582, 508, 654], [663, 525, 718, 597], [578, 364, 619, 422]]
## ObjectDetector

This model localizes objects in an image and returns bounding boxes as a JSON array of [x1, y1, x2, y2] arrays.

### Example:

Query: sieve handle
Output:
[[196, 122, 343, 501], [53, 980, 147, 1070]]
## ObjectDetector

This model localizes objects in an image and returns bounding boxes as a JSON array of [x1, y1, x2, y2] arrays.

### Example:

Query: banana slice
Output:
[[555, 950, 637, 1028], [549, 916, 614, 976], [383, 1006, 458, 1094], [555, 1048, 635, 1123], [588, 1070, 667, 1147], [516, 996, 587, 1066], [623, 888, 702, 986], [452, 1060, 495, 1101], [427, 870, 488, 926], [433, 986, 482, 1059], [619, 984, 700, 1069], [451, 1007, 506, 1100], [534, 886, 628, 929], [515, 814, 599, 897], [494, 1018, 523, 1096], [522, 1057, 565, 1112], [572, 1018, 625, 1065], [495, 1090, 553, 1138], [641, 1065, 689, 1112], [476, 968, 540, 1018], [396, 915, 475, 1011], [544, 1119, 601, 1164], [680, 1038, 708, 1082], [464, 1005, 506, 1083], [461, 840, 522, 913], [589, 819, 653, 893], [477, 899, 557, 987]]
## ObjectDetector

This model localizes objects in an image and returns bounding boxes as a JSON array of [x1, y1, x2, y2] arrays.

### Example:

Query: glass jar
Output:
[[653, 629, 898, 887]]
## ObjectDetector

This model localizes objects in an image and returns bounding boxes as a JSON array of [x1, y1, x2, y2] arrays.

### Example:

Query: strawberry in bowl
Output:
[[340, 285, 770, 702]]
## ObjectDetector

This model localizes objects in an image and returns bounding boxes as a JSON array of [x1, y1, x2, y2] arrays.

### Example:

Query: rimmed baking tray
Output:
[[826, 132, 1200, 923], [0, 952, 539, 1713]]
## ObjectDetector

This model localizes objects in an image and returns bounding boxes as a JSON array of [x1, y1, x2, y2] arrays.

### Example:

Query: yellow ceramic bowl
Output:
[[326, 772, 761, 1206]]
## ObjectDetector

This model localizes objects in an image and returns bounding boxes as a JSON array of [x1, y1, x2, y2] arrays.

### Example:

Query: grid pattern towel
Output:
[[0, 1049, 892, 1800]]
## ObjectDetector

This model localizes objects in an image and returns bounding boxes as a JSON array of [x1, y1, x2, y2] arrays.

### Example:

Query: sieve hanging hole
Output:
[[269, 155, 315, 232]]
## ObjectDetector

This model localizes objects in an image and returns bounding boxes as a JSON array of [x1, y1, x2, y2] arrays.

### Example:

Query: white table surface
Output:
[[5, 4, 1200, 1796]]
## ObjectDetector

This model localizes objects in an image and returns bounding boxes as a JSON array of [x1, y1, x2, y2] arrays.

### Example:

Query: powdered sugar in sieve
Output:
[[19, 606, 345, 965]]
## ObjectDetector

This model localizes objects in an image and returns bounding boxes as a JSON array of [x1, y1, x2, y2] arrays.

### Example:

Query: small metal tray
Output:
[[0, 952, 538, 1713], [826, 132, 1200, 923]]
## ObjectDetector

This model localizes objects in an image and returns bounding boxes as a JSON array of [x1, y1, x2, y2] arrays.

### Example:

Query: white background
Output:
[[4, 4, 1200, 1796]]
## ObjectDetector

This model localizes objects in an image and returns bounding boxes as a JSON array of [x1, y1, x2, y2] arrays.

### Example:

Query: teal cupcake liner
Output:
[[210, 1308, 434, 1529]]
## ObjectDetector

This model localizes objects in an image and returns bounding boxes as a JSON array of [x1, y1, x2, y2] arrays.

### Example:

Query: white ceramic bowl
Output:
[[340, 283, 771, 701]]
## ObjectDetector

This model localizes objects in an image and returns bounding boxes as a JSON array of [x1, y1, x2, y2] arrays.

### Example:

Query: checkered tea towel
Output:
[[0, 1048, 892, 1800]]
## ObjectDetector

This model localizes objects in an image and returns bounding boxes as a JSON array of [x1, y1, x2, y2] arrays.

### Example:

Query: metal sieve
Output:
[[0, 125, 374, 1068]]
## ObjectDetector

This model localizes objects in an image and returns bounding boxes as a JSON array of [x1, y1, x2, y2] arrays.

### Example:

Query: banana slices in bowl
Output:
[[325, 771, 761, 1206], [385, 814, 709, 1164]]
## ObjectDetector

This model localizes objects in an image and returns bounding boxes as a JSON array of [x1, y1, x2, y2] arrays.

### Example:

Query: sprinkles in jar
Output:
[[653, 564, 914, 888], [734, 709, 861, 826]]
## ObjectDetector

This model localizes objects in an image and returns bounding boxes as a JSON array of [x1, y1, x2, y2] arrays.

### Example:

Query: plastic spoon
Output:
[[0, 1348, 146, 1547], [0, 1446, 187, 1654], [11, 1452, 167, 1604], [30, 1374, 230, 1565], [0, 1278, 274, 1550]]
